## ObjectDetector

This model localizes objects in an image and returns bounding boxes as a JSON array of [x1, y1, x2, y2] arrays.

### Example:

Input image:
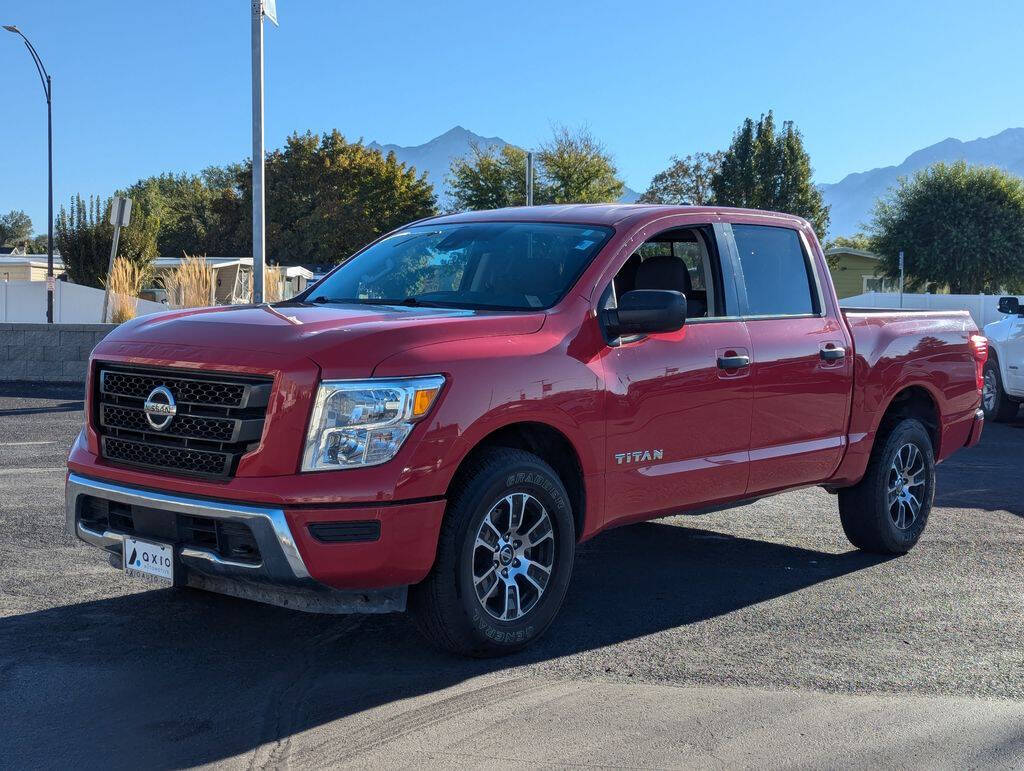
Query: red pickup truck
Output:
[[66, 204, 987, 656]]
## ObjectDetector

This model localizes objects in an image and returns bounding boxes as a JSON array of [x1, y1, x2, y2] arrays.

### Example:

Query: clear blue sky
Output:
[[3, 0, 1023, 234]]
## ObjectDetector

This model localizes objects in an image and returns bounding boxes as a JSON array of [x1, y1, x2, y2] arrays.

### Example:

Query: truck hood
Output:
[[108, 302, 546, 374]]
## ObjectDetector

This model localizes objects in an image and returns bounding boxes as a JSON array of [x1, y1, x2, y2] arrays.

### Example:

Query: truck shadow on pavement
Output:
[[0, 522, 886, 769], [934, 420, 1024, 517]]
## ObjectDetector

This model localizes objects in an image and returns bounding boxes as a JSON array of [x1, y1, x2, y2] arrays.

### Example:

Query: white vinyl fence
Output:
[[0, 280, 166, 323], [842, 292, 1022, 330]]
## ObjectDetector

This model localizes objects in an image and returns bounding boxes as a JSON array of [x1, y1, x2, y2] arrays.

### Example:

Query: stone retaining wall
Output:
[[0, 323, 114, 382]]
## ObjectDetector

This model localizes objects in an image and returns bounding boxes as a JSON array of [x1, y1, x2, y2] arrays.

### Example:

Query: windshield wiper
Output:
[[362, 297, 448, 307], [310, 296, 443, 308]]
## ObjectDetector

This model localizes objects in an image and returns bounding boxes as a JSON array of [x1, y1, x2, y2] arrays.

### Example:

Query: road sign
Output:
[[264, 0, 278, 26], [102, 197, 133, 322], [109, 196, 132, 228]]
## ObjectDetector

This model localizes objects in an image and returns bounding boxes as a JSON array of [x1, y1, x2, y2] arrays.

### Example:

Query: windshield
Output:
[[305, 222, 613, 310]]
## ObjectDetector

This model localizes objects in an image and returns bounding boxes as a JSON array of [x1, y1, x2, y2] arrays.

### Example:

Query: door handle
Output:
[[820, 346, 846, 361], [717, 354, 751, 369]]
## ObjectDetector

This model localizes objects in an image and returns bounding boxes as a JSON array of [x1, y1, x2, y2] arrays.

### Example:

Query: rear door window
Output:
[[731, 224, 818, 317]]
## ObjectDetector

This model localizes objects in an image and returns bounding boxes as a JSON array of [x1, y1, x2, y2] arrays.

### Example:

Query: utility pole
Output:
[[251, 0, 277, 304], [526, 152, 535, 206], [4, 25, 54, 323]]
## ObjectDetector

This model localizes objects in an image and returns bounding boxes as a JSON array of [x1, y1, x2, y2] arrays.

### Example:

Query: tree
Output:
[[263, 131, 437, 264], [188, 133, 436, 265], [447, 143, 542, 211], [824, 233, 871, 251], [113, 182, 161, 265], [446, 126, 624, 211], [105, 135, 436, 266], [867, 161, 1024, 294], [638, 152, 723, 205], [539, 126, 624, 204], [122, 173, 222, 258], [822, 233, 872, 270], [0, 210, 33, 246], [55, 194, 157, 287], [54, 195, 111, 286], [711, 112, 830, 238]]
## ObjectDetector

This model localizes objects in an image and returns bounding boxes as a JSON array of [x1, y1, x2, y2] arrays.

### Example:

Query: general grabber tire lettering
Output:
[[409, 447, 576, 657], [838, 418, 935, 554]]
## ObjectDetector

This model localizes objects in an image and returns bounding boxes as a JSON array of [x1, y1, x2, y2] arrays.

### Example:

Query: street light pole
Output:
[[898, 250, 905, 308], [249, 0, 277, 305], [4, 25, 54, 323], [250, 2, 266, 305], [526, 152, 535, 206]]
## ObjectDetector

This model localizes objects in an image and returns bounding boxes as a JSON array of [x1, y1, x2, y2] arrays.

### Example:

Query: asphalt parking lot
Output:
[[1, 382, 1023, 769]]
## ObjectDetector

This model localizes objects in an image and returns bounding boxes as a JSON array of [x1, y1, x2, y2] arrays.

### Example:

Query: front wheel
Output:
[[982, 360, 1020, 422], [838, 418, 935, 554], [410, 448, 576, 657]]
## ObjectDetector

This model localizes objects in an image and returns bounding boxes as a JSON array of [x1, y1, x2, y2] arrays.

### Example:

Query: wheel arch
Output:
[[875, 384, 941, 455], [445, 421, 588, 541]]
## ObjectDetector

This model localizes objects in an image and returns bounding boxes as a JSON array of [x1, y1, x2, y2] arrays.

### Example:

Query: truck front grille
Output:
[[95, 364, 273, 479]]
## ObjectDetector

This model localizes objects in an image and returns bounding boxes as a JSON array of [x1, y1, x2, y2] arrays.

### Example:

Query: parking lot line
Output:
[[0, 466, 66, 475]]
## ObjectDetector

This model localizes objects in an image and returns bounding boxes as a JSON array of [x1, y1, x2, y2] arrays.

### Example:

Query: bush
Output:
[[161, 255, 214, 308], [106, 257, 150, 324], [264, 266, 284, 303]]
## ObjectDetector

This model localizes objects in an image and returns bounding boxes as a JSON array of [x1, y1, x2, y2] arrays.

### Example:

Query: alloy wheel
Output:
[[887, 443, 927, 530], [471, 492, 556, 621], [983, 369, 997, 413]]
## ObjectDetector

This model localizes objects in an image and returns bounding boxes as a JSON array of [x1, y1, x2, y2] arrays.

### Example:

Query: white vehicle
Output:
[[982, 296, 1024, 421]]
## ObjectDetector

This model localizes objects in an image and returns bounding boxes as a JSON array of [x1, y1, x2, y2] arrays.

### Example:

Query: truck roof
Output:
[[419, 203, 809, 230]]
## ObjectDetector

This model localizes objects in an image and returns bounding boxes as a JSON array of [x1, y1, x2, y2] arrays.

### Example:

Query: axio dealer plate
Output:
[[123, 536, 174, 584]]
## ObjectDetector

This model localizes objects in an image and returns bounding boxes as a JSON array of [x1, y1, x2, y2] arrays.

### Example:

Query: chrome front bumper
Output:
[[66, 472, 310, 584], [65, 472, 406, 613]]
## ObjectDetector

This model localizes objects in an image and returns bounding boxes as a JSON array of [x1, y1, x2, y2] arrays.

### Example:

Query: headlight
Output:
[[302, 376, 445, 471]]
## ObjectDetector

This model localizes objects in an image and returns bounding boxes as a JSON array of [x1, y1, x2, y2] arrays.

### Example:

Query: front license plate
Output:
[[123, 536, 174, 585]]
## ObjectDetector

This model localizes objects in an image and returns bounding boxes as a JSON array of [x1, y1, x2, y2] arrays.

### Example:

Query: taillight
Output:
[[970, 334, 988, 391]]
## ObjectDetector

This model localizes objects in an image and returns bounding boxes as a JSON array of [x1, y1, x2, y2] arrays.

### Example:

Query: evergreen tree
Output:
[[55, 194, 156, 287], [711, 112, 830, 238]]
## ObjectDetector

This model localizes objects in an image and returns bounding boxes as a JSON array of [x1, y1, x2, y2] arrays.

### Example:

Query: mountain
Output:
[[367, 126, 506, 204], [820, 128, 1024, 237], [367, 126, 639, 207]]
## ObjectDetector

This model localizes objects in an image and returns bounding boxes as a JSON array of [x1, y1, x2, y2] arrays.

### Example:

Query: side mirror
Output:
[[602, 289, 687, 339], [997, 296, 1021, 315]]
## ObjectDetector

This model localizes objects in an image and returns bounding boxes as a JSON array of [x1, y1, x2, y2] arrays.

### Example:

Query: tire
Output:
[[982, 359, 1020, 422], [837, 418, 935, 554], [409, 447, 576, 657]]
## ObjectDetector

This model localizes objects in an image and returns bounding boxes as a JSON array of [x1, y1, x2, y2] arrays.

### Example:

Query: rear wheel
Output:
[[838, 418, 935, 554], [982, 360, 1020, 422], [410, 448, 575, 657]]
